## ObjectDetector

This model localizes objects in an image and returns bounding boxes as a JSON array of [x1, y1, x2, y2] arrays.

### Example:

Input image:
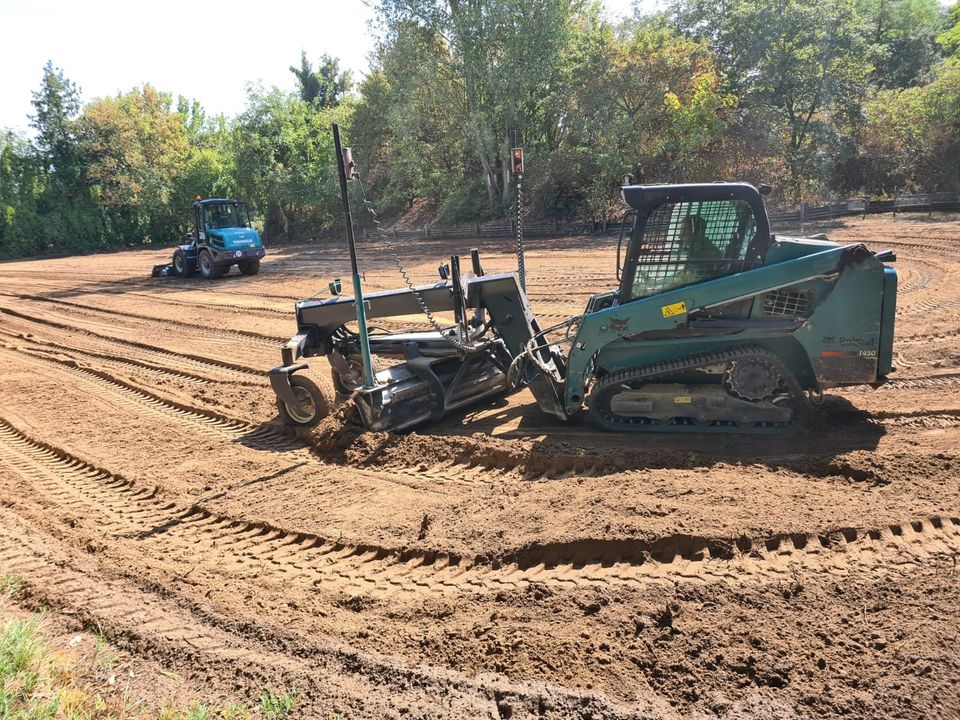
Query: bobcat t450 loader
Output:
[[269, 182, 897, 433]]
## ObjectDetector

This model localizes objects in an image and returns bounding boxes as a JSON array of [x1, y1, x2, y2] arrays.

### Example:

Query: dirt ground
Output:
[[0, 214, 958, 719]]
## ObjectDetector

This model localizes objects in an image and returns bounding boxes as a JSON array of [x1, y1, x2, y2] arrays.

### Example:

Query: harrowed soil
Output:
[[0, 214, 958, 719]]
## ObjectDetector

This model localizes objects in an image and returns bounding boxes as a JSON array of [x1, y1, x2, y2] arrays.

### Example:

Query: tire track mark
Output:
[[0, 328, 217, 386], [0, 346, 286, 446], [1, 416, 956, 600], [0, 305, 266, 377], [6, 293, 286, 345]]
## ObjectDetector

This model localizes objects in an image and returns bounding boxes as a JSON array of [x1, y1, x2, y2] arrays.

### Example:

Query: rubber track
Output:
[[1, 416, 956, 599], [588, 346, 810, 433]]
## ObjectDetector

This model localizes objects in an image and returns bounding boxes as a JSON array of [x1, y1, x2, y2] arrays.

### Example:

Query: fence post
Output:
[[425, 225, 430, 239], [799, 202, 809, 223]]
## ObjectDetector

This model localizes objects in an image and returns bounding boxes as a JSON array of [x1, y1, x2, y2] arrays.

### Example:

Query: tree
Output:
[[289, 52, 353, 109], [232, 85, 351, 239], [674, 0, 874, 199], [352, 21, 469, 216], [25, 62, 101, 254], [558, 18, 733, 216], [939, 2, 960, 57], [374, 0, 583, 212], [857, 0, 945, 88], [77, 85, 192, 243], [0, 131, 44, 257], [30, 61, 81, 175]]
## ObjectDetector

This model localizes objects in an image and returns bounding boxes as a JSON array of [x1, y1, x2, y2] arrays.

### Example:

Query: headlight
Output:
[[235, 250, 242, 257]]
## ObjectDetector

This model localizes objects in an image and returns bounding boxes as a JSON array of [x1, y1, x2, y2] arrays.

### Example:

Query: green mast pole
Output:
[[332, 123, 375, 390]]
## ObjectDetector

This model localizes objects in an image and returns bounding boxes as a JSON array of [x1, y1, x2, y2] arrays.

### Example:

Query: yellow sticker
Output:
[[661, 301, 687, 319], [673, 396, 692, 404]]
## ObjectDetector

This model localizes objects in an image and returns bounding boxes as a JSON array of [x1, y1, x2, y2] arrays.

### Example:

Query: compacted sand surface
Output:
[[0, 215, 958, 719]]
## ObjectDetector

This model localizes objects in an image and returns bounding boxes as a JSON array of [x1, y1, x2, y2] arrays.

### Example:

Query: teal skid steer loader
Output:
[[269, 182, 897, 433]]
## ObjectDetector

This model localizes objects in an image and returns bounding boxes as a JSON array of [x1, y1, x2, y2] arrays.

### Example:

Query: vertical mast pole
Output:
[[332, 122, 375, 390]]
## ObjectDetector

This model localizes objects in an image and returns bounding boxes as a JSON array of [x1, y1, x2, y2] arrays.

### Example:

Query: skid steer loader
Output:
[[269, 181, 897, 433]]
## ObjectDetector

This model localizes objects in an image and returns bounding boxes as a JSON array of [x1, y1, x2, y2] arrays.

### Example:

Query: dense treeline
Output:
[[2, 0, 959, 258]]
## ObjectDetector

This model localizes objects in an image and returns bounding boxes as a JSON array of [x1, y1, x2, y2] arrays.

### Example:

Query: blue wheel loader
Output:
[[153, 198, 265, 279], [269, 182, 897, 433]]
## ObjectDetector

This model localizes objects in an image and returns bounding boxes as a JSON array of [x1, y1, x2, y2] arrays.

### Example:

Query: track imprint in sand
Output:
[[6, 293, 287, 345], [2, 215, 960, 718], [0, 345, 285, 445], [1, 416, 957, 600], [0, 305, 267, 377]]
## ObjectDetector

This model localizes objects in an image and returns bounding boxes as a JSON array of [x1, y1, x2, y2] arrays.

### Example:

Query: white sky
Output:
[[0, 0, 652, 134]]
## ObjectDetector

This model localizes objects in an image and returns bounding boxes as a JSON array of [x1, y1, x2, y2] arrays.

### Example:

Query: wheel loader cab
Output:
[[618, 183, 773, 305], [193, 200, 253, 240]]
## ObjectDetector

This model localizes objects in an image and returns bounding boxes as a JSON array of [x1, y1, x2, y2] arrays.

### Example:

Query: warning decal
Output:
[[661, 301, 687, 319]]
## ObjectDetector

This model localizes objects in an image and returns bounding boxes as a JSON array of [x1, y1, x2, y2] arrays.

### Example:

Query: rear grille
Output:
[[763, 289, 810, 317]]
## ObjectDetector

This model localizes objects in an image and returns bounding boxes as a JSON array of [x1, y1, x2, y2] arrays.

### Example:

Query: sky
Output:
[[0, 0, 654, 134]]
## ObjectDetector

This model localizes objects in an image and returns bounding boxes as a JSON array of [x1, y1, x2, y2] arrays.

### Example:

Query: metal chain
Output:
[[353, 173, 488, 354], [515, 172, 526, 292]]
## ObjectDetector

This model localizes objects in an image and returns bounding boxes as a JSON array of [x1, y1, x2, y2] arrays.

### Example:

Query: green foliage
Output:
[[2, 4, 960, 260], [836, 56, 960, 193], [560, 18, 734, 216], [857, 0, 945, 88], [232, 85, 351, 240], [258, 689, 296, 719], [290, 52, 353, 109], [78, 85, 192, 244], [0, 576, 22, 599], [939, 2, 960, 56], [0, 607, 255, 719], [351, 22, 470, 217], [0, 615, 57, 719]]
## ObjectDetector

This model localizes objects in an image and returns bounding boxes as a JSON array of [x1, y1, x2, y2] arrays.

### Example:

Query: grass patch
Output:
[[0, 605, 265, 719], [258, 690, 296, 719], [0, 574, 22, 599]]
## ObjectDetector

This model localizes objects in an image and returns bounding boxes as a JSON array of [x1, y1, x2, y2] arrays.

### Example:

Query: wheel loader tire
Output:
[[238, 259, 260, 276], [199, 250, 223, 279], [277, 375, 330, 427], [173, 249, 192, 278]]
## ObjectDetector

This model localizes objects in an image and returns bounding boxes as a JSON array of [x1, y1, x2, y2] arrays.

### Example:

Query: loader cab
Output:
[[617, 183, 772, 304], [192, 199, 253, 243]]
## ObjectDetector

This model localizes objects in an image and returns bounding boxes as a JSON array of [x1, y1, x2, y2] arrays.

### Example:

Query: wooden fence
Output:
[[273, 191, 959, 247], [377, 192, 960, 241]]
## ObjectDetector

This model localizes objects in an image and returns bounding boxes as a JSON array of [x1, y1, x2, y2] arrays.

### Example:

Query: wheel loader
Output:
[[152, 198, 265, 279], [269, 182, 897, 433]]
